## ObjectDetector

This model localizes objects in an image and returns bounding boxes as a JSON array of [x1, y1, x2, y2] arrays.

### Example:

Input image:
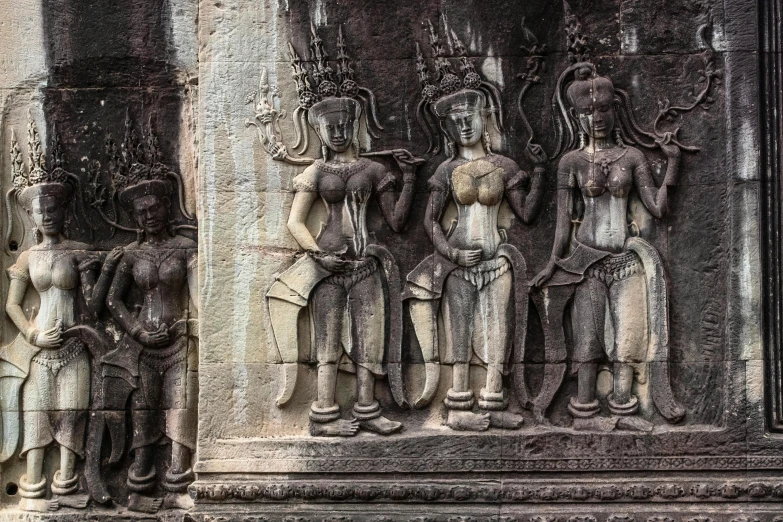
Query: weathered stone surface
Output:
[[0, 0, 780, 519]]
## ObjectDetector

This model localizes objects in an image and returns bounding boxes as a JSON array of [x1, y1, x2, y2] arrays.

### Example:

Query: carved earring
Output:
[[321, 144, 329, 161], [614, 127, 624, 148], [482, 130, 492, 154], [33, 226, 42, 244], [446, 139, 456, 159], [579, 131, 587, 150]]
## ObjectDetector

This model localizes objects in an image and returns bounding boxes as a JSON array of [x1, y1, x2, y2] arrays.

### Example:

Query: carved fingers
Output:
[[36, 319, 63, 348], [139, 324, 170, 348], [454, 249, 482, 268], [532, 260, 557, 288], [525, 142, 548, 165]]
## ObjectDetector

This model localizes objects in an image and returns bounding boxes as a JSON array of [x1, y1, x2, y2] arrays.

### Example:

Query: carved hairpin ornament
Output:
[[253, 24, 423, 437]]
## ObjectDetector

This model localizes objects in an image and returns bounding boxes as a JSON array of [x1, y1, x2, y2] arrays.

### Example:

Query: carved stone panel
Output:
[[0, 0, 779, 520]]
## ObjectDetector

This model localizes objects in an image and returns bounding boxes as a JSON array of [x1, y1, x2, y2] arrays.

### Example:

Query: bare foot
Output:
[[359, 415, 402, 435], [616, 415, 654, 432], [128, 493, 163, 513], [55, 493, 89, 509], [488, 411, 525, 429], [163, 492, 194, 510], [19, 498, 59, 512], [446, 410, 490, 432], [310, 418, 359, 437]]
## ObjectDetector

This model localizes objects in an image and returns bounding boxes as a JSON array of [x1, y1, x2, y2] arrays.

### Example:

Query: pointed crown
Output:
[[10, 113, 74, 208], [107, 111, 173, 207], [415, 20, 486, 104], [289, 24, 362, 111]]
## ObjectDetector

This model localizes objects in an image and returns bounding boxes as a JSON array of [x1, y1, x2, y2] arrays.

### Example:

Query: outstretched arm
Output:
[[635, 143, 681, 219], [377, 172, 416, 233], [80, 247, 123, 316], [532, 164, 577, 287], [506, 166, 546, 224]]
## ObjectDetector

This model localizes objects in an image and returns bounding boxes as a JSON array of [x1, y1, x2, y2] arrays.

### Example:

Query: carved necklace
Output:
[[580, 147, 628, 188], [316, 158, 369, 182]]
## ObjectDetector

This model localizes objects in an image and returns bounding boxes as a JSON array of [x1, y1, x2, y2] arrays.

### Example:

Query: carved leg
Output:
[[163, 443, 195, 510], [309, 364, 358, 437], [353, 366, 401, 435], [608, 272, 653, 432], [51, 448, 89, 508], [128, 446, 162, 513], [569, 281, 605, 425], [18, 450, 58, 512]]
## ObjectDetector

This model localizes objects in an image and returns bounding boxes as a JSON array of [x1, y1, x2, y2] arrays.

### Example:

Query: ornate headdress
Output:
[[414, 20, 504, 154], [6, 112, 88, 250], [86, 111, 195, 234], [287, 24, 383, 156]]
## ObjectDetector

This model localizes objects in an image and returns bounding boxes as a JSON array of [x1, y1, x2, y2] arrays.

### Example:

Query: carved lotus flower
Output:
[[297, 484, 321, 500], [414, 485, 443, 501], [477, 486, 502, 501], [537, 486, 559, 501], [353, 485, 379, 500], [655, 484, 684, 498], [689, 483, 712, 498], [387, 485, 409, 500], [507, 486, 533, 501], [625, 484, 651, 500], [450, 486, 472, 501], [264, 484, 292, 500], [717, 483, 741, 498], [646, 517, 674, 522], [283, 517, 310, 522], [568, 485, 592, 500], [529, 517, 557, 522], [243, 517, 270, 522], [234, 485, 260, 500], [488, 516, 519, 522], [685, 517, 713, 522], [596, 485, 622, 500], [746, 482, 768, 497], [324, 485, 351, 500]]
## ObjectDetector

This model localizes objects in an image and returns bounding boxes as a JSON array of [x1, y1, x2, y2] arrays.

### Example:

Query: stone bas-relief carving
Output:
[[254, 26, 424, 437], [87, 113, 199, 512], [402, 22, 546, 431], [0, 116, 119, 512]]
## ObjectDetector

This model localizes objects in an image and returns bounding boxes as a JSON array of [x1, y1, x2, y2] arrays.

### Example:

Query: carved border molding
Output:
[[196, 514, 783, 522], [190, 479, 783, 503], [195, 454, 783, 474]]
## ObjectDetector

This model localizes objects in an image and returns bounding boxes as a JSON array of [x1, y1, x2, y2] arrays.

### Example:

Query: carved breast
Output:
[[451, 159, 505, 206], [132, 251, 186, 291], [29, 250, 79, 292], [577, 150, 633, 199]]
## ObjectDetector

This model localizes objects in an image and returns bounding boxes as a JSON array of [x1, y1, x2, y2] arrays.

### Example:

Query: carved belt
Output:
[[141, 338, 188, 373], [452, 256, 510, 291], [585, 251, 640, 286], [322, 257, 378, 292], [32, 337, 86, 375]]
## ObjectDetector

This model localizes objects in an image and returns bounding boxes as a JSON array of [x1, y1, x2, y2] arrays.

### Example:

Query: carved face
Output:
[[132, 194, 169, 236], [316, 110, 356, 153], [570, 80, 616, 139], [443, 108, 485, 148], [30, 195, 65, 237]]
